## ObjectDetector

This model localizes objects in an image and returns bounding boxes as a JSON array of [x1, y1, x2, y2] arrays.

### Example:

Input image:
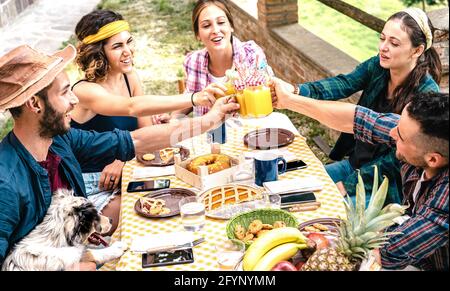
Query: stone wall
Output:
[[228, 1, 449, 93], [228, 0, 359, 98], [428, 8, 449, 93], [0, 0, 37, 27], [227, 1, 449, 142]]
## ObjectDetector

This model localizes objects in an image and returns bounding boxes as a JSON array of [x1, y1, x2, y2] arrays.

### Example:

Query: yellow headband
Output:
[[402, 8, 433, 50], [82, 20, 130, 45]]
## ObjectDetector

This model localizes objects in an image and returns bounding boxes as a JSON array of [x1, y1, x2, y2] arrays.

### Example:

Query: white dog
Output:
[[2, 189, 127, 271]]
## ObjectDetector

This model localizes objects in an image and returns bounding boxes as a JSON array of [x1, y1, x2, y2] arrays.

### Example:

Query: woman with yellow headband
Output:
[[70, 10, 227, 233], [276, 8, 442, 207]]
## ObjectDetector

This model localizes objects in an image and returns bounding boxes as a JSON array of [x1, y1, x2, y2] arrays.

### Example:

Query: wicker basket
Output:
[[226, 208, 299, 248]]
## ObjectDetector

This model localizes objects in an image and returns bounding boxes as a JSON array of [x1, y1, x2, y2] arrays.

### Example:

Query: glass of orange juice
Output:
[[242, 84, 273, 118]]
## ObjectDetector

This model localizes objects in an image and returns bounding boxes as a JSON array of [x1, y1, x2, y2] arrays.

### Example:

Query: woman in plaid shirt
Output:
[[272, 81, 448, 270], [283, 9, 442, 207], [173, 0, 268, 118]]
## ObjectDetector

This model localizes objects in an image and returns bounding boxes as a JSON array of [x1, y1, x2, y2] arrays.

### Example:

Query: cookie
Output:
[[142, 153, 156, 161], [312, 223, 329, 231]]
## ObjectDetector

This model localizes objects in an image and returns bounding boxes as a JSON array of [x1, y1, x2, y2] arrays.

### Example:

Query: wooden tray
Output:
[[243, 128, 295, 150], [134, 188, 196, 218], [136, 146, 190, 166]]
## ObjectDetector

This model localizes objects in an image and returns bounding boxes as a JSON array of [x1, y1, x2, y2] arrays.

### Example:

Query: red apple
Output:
[[271, 261, 297, 271], [295, 261, 305, 271]]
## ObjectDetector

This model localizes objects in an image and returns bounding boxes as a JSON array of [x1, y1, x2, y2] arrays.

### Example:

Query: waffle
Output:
[[199, 184, 263, 211], [159, 147, 180, 163]]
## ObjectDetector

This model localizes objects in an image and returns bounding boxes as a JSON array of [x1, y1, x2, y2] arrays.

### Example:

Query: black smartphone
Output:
[[127, 179, 171, 192], [280, 192, 316, 205], [142, 249, 194, 268], [279, 159, 307, 172]]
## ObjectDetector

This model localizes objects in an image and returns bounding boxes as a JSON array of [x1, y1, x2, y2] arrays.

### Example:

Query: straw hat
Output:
[[0, 44, 76, 112]]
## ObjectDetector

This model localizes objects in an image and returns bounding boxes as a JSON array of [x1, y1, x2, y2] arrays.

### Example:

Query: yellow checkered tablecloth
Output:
[[100, 116, 346, 271]]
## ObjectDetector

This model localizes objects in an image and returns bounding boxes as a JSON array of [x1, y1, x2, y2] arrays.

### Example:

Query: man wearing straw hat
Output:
[[0, 44, 239, 270]]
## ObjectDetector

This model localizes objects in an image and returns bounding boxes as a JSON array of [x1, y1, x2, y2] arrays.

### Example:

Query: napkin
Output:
[[263, 176, 324, 195], [130, 231, 195, 253], [132, 165, 175, 179]]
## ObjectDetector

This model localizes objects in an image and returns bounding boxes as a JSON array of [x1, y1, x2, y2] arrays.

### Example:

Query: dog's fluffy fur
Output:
[[2, 189, 126, 271]]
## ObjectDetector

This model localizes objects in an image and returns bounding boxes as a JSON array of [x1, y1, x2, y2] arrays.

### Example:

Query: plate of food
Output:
[[243, 128, 295, 150], [134, 188, 196, 218], [198, 184, 264, 219], [137, 146, 190, 166], [298, 217, 342, 235]]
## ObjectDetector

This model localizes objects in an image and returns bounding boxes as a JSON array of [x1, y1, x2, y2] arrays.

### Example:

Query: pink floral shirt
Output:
[[183, 37, 267, 116]]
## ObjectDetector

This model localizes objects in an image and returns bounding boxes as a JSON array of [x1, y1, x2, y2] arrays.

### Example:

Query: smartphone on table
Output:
[[280, 192, 316, 206], [142, 249, 194, 268], [127, 179, 171, 192], [279, 159, 307, 172]]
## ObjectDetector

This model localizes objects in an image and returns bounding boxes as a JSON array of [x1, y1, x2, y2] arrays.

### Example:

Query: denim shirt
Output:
[[0, 128, 135, 264]]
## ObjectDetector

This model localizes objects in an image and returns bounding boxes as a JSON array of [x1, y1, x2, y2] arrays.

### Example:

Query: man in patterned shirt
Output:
[[273, 79, 448, 271]]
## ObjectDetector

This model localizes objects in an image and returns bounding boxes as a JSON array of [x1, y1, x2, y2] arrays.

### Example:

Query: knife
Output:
[[145, 237, 205, 254]]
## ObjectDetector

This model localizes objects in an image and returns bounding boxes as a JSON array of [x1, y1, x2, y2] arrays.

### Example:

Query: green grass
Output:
[[0, 117, 13, 140], [298, 0, 446, 61]]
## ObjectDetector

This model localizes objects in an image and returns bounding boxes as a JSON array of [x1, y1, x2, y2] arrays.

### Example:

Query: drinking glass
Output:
[[214, 239, 245, 270], [179, 196, 205, 231]]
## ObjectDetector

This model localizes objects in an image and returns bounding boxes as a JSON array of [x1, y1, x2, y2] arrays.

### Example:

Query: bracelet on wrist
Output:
[[293, 84, 299, 95], [191, 92, 196, 107]]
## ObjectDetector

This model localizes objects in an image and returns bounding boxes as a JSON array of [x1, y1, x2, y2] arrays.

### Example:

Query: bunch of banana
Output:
[[243, 227, 307, 271]]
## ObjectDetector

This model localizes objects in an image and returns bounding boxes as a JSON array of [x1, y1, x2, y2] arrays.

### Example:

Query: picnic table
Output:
[[100, 112, 346, 271]]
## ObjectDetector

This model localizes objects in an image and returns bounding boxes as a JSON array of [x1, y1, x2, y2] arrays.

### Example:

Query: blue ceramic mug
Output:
[[254, 152, 287, 186]]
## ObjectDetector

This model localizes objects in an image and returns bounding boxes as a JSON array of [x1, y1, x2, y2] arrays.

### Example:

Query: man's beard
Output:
[[38, 101, 69, 138], [396, 151, 427, 169]]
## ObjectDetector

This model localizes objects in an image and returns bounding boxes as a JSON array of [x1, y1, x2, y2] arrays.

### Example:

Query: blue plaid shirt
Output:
[[297, 55, 440, 205], [354, 106, 449, 271]]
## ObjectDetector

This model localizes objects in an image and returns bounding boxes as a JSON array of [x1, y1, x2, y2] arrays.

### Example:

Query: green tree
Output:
[[401, 0, 448, 11]]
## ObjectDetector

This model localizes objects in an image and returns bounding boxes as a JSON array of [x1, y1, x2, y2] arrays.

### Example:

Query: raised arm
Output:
[[73, 77, 226, 118], [273, 78, 356, 133], [273, 78, 398, 147], [296, 56, 376, 100], [131, 96, 239, 154]]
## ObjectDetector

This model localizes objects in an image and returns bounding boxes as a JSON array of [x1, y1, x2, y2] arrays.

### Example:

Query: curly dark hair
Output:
[[407, 91, 449, 158], [75, 10, 124, 82]]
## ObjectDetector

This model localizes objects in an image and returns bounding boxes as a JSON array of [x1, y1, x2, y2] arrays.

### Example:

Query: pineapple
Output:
[[302, 166, 408, 271]]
